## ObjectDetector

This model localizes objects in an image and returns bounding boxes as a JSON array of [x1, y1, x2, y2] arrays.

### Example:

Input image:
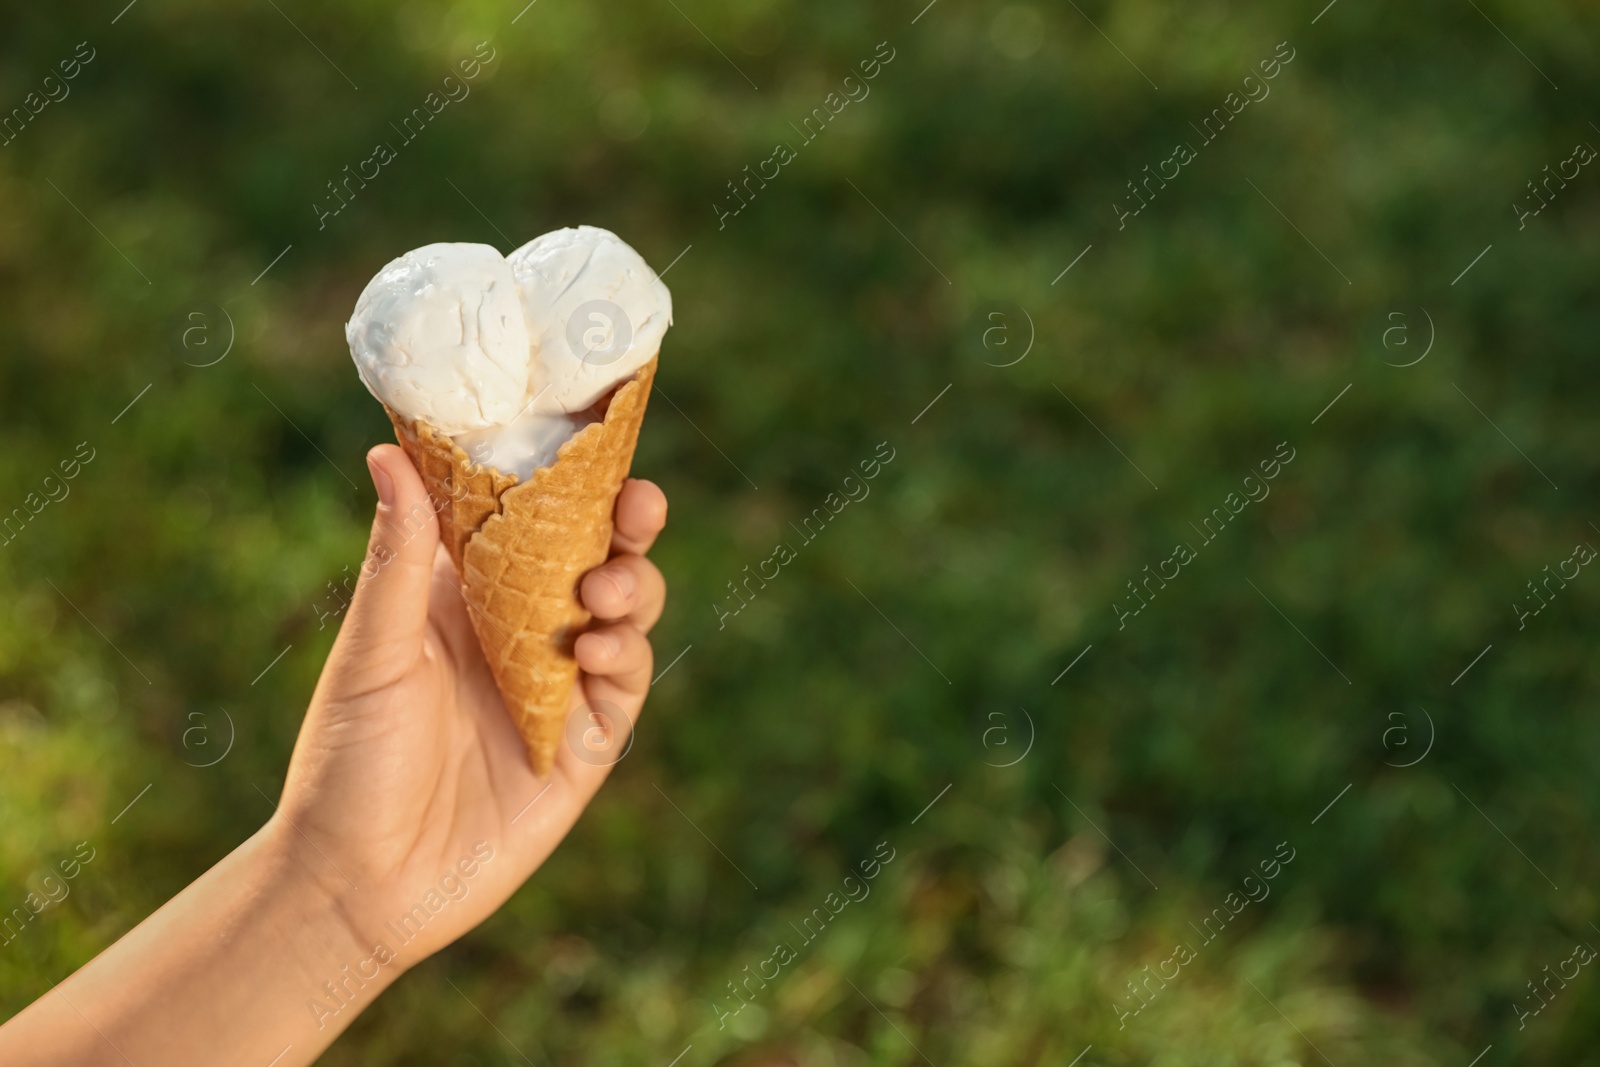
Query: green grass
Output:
[[2, 0, 1598, 1062]]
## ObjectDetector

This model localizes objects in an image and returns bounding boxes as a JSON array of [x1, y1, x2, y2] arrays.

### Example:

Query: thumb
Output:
[[327, 444, 441, 692]]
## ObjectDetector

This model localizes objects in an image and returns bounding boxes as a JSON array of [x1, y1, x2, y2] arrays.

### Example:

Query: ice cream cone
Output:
[[384, 356, 657, 774]]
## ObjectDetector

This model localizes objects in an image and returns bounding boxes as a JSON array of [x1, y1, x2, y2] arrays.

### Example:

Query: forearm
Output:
[[0, 820, 399, 1067]]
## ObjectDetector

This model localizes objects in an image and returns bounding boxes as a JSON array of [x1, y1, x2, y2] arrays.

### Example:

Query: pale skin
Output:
[[0, 444, 669, 1065]]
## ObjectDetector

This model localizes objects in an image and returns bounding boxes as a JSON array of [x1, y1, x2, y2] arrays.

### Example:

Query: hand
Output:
[[0, 448, 666, 1065], [273, 444, 668, 965], [0, 446, 667, 1065]]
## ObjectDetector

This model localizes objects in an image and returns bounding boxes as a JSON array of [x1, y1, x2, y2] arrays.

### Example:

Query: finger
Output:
[[546, 626, 654, 809], [611, 478, 667, 555], [574, 623, 654, 699], [328, 445, 440, 693], [547, 678, 640, 808], [579, 555, 666, 631]]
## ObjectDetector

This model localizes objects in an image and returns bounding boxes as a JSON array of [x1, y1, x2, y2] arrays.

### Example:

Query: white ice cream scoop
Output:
[[508, 226, 673, 416], [454, 410, 599, 477], [346, 242, 533, 436], [347, 229, 670, 480]]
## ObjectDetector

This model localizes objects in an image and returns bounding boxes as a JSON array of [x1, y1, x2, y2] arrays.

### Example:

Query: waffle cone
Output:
[[384, 357, 657, 774]]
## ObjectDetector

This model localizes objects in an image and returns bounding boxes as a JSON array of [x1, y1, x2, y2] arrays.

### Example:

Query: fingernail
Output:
[[367, 451, 395, 507], [595, 632, 622, 658]]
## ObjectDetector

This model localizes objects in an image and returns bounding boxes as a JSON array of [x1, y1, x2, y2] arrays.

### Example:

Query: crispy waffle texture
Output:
[[384, 356, 657, 773]]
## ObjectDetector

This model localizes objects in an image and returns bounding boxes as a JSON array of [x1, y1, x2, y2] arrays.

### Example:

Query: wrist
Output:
[[250, 818, 409, 1014], [0, 816, 415, 1063]]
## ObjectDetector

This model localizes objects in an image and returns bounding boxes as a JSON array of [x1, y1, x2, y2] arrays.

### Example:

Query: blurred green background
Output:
[[2, 0, 1597, 1062]]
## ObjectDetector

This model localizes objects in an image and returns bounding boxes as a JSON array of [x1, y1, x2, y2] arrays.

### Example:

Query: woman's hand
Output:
[[276, 444, 668, 964], [0, 444, 669, 1066]]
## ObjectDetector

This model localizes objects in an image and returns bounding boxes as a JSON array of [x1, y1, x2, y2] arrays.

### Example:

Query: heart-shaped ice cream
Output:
[[346, 227, 672, 479]]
